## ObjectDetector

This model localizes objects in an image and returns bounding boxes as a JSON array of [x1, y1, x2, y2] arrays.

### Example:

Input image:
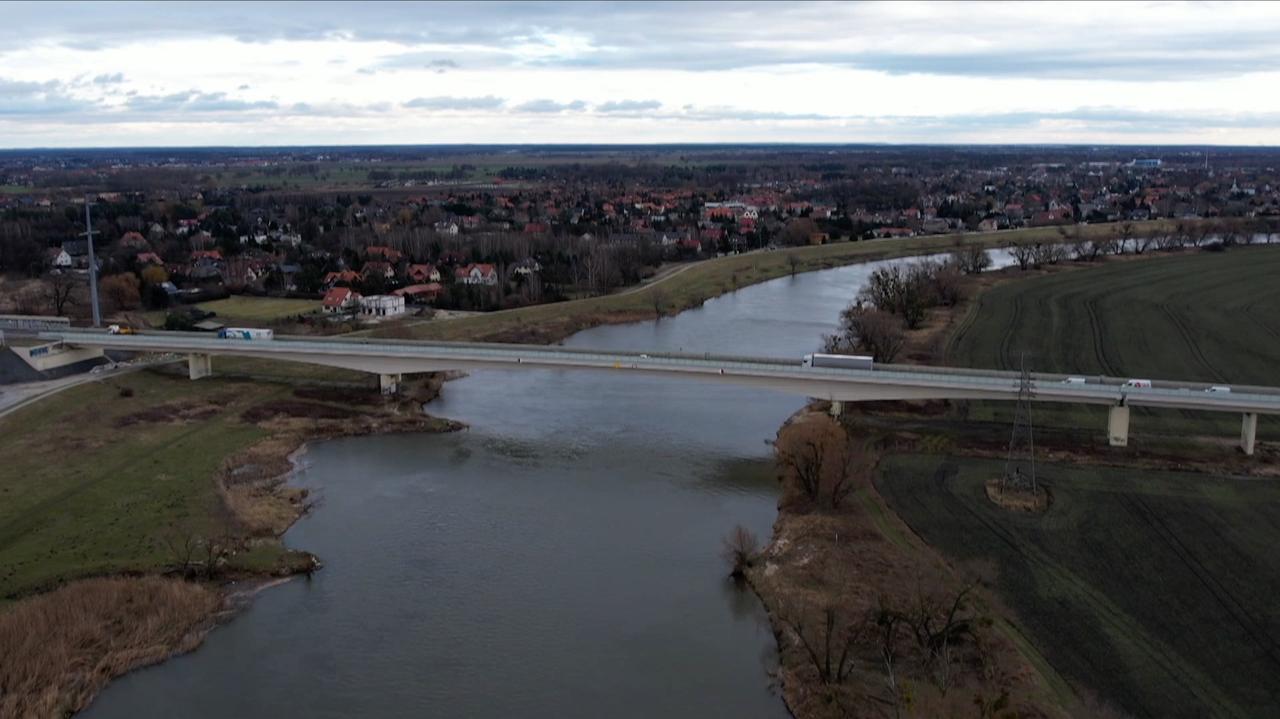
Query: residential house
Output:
[[359, 294, 406, 318], [322, 286, 361, 313], [454, 263, 498, 286], [48, 248, 73, 269], [135, 251, 164, 266], [393, 283, 443, 304], [322, 270, 361, 289], [405, 263, 440, 283], [511, 258, 542, 276], [364, 245, 404, 263], [361, 261, 395, 282], [119, 231, 149, 249]]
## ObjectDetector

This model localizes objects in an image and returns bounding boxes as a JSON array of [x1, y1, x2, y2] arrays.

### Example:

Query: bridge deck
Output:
[[42, 329, 1280, 415]]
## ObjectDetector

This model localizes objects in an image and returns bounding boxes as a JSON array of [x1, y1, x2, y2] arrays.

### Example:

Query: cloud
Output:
[[404, 95, 505, 110], [513, 98, 587, 113], [125, 90, 278, 113], [92, 72, 125, 85], [0, 77, 98, 116], [596, 99, 661, 113]]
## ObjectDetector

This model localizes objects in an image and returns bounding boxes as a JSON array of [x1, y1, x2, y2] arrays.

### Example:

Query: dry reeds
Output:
[[0, 576, 220, 718]]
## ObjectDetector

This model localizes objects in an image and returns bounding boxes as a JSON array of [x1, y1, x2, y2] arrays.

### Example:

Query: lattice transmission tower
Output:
[[1002, 353, 1037, 494]]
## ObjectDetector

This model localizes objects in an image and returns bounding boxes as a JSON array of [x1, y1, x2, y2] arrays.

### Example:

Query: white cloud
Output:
[[0, 2, 1279, 145]]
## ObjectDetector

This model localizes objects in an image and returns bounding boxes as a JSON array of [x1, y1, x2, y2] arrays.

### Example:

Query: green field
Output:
[[194, 296, 319, 322], [144, 296, 320, 328], [0, 373, 274, 599], [946, 245, 1280, 438], [877, 455, 1280, 718]]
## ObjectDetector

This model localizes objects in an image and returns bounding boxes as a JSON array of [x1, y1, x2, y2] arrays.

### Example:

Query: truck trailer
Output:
[[218, 327, 274, 340], [801, 353, 874, 370]]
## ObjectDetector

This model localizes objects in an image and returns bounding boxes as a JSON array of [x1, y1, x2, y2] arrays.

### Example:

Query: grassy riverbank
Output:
[[377, 220, 1183, 344], [0, 367, 458, 713]]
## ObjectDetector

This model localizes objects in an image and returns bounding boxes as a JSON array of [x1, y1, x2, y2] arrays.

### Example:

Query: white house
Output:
[[359, 294, 406, 318], [454, 263, 498, 286]]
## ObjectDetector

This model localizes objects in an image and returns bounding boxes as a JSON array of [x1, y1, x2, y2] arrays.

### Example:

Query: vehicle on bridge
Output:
[[106, 324, 136, 335], [218, 327, 274, 340], [802, 353, 874, 370], [1124, 379, 1153, 389]]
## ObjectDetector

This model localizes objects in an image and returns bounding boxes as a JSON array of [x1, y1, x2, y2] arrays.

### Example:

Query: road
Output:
[[40, 330, 1280, 417]]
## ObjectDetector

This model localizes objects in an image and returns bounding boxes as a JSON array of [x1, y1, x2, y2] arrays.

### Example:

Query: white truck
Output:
[[802, 353, 874, 370], [218, 327, 274, 340]]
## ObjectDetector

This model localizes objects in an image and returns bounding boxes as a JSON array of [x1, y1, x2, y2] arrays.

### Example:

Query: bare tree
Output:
[[949, 242, 991, 274], [773, 414, 873, 509], [781, 605, 865, 685], [42, 272, 80, 316], [649, 287, 667, 319], [828, 306, 906, 363], [721, 525, 759, 579], [1007, 242, 1036, 270]]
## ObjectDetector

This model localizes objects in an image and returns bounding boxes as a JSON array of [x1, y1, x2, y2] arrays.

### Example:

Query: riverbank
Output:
[[0, 369, 462, 715], [744, 407, 1071, 718], [376, 220, 1186, 345]]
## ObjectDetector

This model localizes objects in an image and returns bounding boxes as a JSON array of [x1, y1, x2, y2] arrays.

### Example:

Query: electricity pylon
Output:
[[1002, 353, 1037, 494]]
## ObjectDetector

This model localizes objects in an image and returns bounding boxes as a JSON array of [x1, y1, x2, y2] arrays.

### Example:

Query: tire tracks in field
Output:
[[914, 466, 1248, 717], [998, 293, 1024, 370], [1242, 299, 1280, 344], [1083, 298, 1121, 376], [1122, 494, 1280, 675], [1159, 305, 1226, 383]]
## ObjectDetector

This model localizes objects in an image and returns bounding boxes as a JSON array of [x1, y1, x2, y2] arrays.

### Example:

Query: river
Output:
[[85, 249, 1014, 718]]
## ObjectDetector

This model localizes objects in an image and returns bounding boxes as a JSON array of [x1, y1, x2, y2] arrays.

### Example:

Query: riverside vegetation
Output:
[[0, 370, 458, 716]]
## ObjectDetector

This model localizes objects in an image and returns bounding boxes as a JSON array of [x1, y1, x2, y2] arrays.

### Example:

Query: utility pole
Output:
[[1002, 353, 1037, 495], [83, 194, 101, 327]]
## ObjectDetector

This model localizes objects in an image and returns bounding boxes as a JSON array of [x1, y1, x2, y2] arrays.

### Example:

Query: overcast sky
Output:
[[2, 0, 1279, 148]]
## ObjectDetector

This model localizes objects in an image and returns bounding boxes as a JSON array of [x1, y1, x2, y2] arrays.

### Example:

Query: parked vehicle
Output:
[[218, 327, 274, 340], [802, 353, 874, 370], [1124, 379, 1153, 389], [1063, 376, 1087, 385], [1206, 385, 1232, 394]]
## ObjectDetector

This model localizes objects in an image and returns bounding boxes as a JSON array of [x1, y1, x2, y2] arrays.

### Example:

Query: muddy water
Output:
[[85, 249, 1013, 718]]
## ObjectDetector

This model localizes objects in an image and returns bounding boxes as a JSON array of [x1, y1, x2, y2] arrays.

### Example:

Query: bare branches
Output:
[[721, 525, 759, 579], [774, 415, 875, 510]]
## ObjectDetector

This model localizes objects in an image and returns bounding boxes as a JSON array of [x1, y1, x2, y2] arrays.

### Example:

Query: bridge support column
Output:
[[829, 400, 844, 418], [187, 353, 212, 380], [1241, 413, 1258, 456], [379, 373, 401, 396], [1107, 405, 1130, 447]]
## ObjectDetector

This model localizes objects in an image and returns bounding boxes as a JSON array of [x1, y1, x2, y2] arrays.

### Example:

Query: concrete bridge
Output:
[[43, 330, 1280, 455]]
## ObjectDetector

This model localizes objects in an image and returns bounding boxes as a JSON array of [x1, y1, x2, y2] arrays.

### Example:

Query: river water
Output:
[[85, 249, 1014, 718]]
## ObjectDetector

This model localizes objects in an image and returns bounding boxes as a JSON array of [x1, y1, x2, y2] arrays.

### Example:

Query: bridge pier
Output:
[[379, 373, 401, 395], [187, 353, 212, 380], [1107, 404, 1130, 447], [1242, 413, 1258, 456]]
